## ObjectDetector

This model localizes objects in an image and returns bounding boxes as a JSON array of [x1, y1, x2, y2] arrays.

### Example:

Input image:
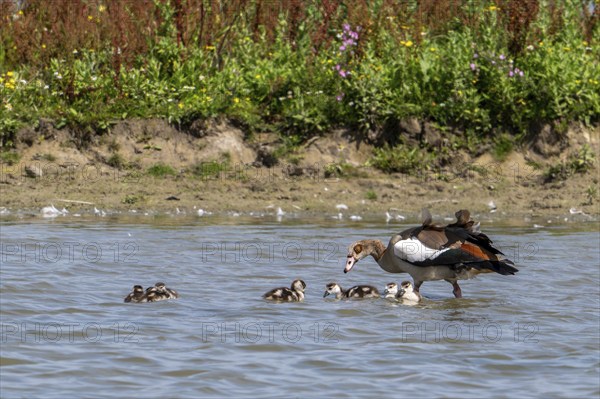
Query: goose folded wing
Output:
[[394, 228, 517, 273]]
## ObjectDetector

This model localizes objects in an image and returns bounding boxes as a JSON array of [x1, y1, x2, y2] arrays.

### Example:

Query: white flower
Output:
[[91, 76, 97, 81], [526, 45, 534, 51]]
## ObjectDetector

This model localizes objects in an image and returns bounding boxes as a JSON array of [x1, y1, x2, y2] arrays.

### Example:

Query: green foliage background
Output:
[[0, 0, 598, 150]]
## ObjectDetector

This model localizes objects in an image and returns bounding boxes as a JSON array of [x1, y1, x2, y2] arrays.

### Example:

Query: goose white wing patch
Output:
[[393, 238, 450, 263]]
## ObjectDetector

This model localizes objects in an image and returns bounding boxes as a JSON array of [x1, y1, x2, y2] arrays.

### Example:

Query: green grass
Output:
[[371, 145, 433, 174], [365, 190, 377, 200], [0, 151, 21, 165], [106, 153, 125, 169], [147, 163, 177, 178], [543, 145, 596, 183], [191, 160, 230, 180], [324, 162, 368, 178]]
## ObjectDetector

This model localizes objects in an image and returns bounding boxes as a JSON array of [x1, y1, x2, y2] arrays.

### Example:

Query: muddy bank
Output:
[[1, 119, 598, 222]]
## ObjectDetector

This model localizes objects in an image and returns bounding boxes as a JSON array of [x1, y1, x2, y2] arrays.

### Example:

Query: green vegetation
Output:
[[365, 190, 378, 200], [544, 145, 596, 182], [106, 153, 125, 169], [122, 194, 143, 205], [324, 162, 367, 178], [371, 145, 433, 174], [493, 134, 514, 161], [0, 0, 598, 153], [191, 160, 229, 179], [147, 163, 177, 178], [0, 151, 20, 165]]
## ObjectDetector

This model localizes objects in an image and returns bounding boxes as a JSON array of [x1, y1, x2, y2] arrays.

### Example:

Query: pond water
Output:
[[1, 215, 599, 398]]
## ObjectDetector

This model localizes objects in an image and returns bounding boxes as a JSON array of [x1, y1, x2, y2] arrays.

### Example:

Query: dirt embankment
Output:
[[1, 118, 598, 221]]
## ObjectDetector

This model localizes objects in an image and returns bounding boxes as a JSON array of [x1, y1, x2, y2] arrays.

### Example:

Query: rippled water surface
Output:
[[1, 215, 599, 398]]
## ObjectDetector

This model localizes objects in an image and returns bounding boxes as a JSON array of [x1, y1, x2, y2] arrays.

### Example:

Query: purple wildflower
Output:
[[340, 45, 346, 51], [336, 93, 345, 101], [339, 69, 347, 78], [335, 64, 341, 71], [519, 70, 524, 77], [499, 54, 505, 60], [470, 63, 476, 71], [343, 23, 350, 32], [473, 53, 479, 59], [509, 70, 514, 77]]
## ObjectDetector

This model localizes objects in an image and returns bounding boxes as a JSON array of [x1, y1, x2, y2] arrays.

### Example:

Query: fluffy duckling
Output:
[[124, 285, 147, 303], [323, 282, 380, 299], [383, 282, 400, 300], [397, 280, 422, 303], [146, 282, 179, 302], [263, 279, 306, 302]]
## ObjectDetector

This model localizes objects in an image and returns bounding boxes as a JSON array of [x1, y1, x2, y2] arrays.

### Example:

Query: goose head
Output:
[[344, 240, 385, 273]]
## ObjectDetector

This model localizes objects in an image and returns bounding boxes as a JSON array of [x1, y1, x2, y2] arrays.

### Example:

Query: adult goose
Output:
[[344, 209, 518, 298]]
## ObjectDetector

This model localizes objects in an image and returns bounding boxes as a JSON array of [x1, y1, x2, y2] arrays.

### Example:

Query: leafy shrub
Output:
[[147, 163, 177, 177]]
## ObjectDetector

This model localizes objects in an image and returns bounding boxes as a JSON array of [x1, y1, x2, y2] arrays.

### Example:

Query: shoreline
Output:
[[1, 119, 598, 224]]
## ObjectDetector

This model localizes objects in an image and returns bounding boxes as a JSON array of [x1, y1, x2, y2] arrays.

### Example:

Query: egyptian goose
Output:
[[124, 285, 147, 303], [263, 279, 306, 302], [345, 209, 518, 298], [323, 282, 380, 299]]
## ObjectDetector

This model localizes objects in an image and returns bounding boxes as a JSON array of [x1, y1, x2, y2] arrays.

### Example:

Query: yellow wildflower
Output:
[[489, 5, 498, 11], [178, 102, 184, 109], [405, 40, 413, 47], [255, 74, 261, 79], [233, 97, 240, 104], [99, 5, 106, 12], [18, 10, 23, 15], [42, 44, 46, 49], [88, 15, 93, 21], [205, 45, 216, 51], [429, 47, 436, 52], [6, 71, 14, 77]]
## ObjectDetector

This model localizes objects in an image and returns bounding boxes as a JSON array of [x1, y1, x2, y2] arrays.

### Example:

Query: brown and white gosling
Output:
[[124, 285, 147, 303], [263, 279, 306, 302], [323, 282, 380, 299], [146, 282, 180, 302], [384, 281, 422, 303]]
